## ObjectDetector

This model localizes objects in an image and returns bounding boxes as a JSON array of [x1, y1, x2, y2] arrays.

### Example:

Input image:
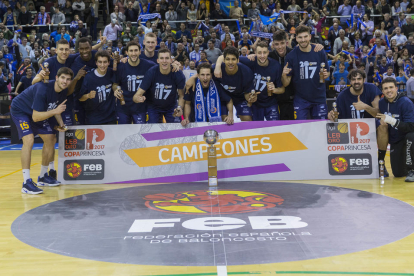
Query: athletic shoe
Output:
[[48, 169, 61, 184], [405, 170, 414, 182], [38, 173, 60, 187], [21, 179, 43, 194]]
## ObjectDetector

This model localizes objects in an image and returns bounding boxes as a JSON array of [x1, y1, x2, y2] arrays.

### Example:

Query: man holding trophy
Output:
[[181, 63, 234, 126]]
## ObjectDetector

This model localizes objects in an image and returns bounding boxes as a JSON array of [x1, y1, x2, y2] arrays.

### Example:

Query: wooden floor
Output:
[[1, 149, 414, 276]]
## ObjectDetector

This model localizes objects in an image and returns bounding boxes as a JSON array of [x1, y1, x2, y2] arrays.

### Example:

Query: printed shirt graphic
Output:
[[337, 83, 382, 119], [212, 62, 254, 104], [284, 45, 328, 103], [379, 95, 414, 144], [239, 56, 283, 108], [11, 81, 67, 118], [140, 65, 186, 109], [114, 59, 156, 113], [79, 69, 116, 125]]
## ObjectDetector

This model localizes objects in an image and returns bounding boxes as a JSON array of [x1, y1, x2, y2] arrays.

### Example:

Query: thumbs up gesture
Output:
[[352, 95, 368, 111], [283, 62, 292, 76]]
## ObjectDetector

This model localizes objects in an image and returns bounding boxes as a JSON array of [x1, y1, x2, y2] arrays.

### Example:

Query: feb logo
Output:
[[86, 129, 105, 150], [144, 190, 284, 215], [66, 162, 82, 178], [350, 122, 370, 144], [331, 157, 348, 173]]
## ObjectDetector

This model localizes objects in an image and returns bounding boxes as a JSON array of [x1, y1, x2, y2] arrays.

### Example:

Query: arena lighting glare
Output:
[[203, 130, 219, 187]]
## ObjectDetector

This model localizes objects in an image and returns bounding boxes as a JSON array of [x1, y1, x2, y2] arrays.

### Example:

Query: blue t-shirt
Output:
[[183, 80, 232, 122], [139, 50, 159, 64], [396, 76, 407, 92], [379, 95, 414, 144], [40, 54, 79, 111], [11, 81, 67, 118], [19, 75, 34, 92], [285, 45, 328, 103], [78, 69, 116, 125], [336, 83, 382, 119], [140, 65, 186, 110], [239, 56, 283, 108], [333, 70, 349, 85], [70, 50, 99, 103], [335, 60, 349, 72], [212, 63, 254, 104], [114, 59, 157, 113]]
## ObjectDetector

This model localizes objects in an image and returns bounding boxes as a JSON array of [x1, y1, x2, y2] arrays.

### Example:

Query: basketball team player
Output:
[[282, 25, 329, 120], [214, 41, 285, 121], [133, 49, 186, 123], [181, 63, 234, 125], [112, 41, 156, 124], [186, 46, 256, 121], [327, 69, 389, 176], [10, 67, 74, 194], [377, 78, 414, 182], [140, 33, 159, 64], [78, 51, 117, 125]]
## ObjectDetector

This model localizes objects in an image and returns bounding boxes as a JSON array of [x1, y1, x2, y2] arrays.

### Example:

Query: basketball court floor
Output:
[[1, 145, 414, 276]]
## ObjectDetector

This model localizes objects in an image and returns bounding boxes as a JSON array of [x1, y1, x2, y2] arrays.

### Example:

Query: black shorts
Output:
[[390, 132, 414, 177]]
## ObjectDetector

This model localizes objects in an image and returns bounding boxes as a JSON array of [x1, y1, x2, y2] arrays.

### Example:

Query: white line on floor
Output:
[[217, 265, 227, 276]]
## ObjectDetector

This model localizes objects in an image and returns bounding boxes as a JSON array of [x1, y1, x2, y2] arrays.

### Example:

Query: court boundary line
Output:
[[140, 272, 414, 276], [0, 163, 39, 179]]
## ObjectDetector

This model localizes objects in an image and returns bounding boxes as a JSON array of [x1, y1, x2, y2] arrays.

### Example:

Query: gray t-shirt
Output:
[[406, 77, 414, 99], [205, 48, 222, 64]]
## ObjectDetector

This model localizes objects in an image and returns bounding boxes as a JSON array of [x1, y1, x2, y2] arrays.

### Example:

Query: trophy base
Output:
[[208, 177, 217, 187]]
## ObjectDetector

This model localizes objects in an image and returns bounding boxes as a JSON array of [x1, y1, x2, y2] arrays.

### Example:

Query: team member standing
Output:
[[78, 51, 117, 125], [282, 26, 329, 120], [215, 41, 285, 121], [10, 67, 74, 194], [133, 49, 186, 123], [377, 78, 414, 181], [328, 69, 389, 176], [113, 41, 156, 124], [181, 63, 234, 126], [139, 33, 159, 64]]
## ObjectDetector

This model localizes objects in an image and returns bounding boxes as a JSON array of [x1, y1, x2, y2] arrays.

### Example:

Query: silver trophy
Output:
[[204, 130, 219, 186]]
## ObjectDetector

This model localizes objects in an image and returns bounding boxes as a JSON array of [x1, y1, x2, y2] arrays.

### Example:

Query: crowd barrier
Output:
[[58, 119, 378, 184]]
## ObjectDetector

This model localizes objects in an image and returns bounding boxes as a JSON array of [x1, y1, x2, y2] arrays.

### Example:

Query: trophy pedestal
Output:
[[208, 146, 217, 187]]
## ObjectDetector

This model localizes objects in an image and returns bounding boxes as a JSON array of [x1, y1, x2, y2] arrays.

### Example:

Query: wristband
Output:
[[177, 105, 182, 109], [384, 114, 397, 126]]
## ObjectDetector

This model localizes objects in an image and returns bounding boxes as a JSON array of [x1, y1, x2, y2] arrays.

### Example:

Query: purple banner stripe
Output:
[[142, 120, 321, 141], [109, 163, 290, 184]]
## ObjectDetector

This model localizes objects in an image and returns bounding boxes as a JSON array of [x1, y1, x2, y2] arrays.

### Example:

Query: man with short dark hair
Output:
[[133, 48, 186, 123], [328, 69, 388, 176], [78, 50, 117, 125], [181, 63, 234, 125], [11, 67, 74, 193], [377, 77, 414, 181], [282, 26, 329, 120], [205, 40, 222, 64], [112, 41, 156, 124]]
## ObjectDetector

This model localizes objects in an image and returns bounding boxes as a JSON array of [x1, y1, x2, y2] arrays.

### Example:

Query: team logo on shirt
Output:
[[254, 74, 269, 92], [155, 83, 172, 99], [221, 84, 237, 93], [144, 190, 284, 215], [299, 61, 318, 80], [47, 101, 59, 111], [326, 123, 349, 144], [350, 122, 370, 144], [329, 154, 372, 175]]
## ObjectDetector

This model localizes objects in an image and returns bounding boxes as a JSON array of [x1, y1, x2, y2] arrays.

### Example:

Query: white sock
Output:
[[23, 169, 30, 182], [40, 165, 48, 178], [49, 161, 55, 171]]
